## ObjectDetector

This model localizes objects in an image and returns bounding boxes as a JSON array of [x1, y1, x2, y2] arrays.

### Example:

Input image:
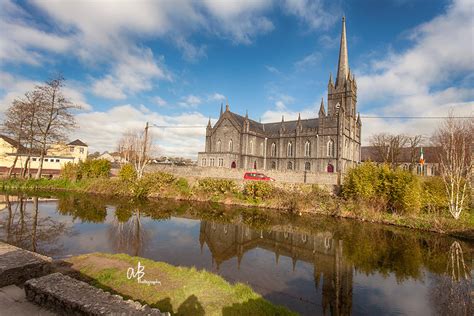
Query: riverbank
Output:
[[0, 176, 472, 240], [61, 253, 295, 315]]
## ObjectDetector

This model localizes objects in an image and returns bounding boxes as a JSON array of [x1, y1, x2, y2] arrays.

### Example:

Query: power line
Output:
[[360, 116, 473, 119], [148, 116, 472, 129]]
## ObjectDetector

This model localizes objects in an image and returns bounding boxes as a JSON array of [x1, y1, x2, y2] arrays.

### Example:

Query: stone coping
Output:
[[25, 272, 165, 315], [0, 241, 52, 287]]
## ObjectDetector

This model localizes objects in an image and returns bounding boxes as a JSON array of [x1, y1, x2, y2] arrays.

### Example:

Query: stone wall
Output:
[[146, 164, 339, 186]]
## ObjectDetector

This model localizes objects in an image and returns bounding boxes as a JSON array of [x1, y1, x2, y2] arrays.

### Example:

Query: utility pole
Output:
[[141, 122, 149, 177]]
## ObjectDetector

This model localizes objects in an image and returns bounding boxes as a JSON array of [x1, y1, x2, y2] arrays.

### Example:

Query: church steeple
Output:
[[319, 98, 326, 117], [336, 16, 349, 88]]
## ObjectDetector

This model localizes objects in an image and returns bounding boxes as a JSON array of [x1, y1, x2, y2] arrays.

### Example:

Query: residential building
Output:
[[0, 135, 88, 177]]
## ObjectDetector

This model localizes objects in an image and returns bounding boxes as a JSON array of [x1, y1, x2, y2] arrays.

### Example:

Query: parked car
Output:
[[243, 172, 275, 181]]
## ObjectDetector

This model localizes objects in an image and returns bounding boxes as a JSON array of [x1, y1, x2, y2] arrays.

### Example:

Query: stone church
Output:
[[198, 17, 361, 173]]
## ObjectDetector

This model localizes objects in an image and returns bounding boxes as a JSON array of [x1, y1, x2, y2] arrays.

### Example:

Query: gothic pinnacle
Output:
[[220, 103, 223, 117]]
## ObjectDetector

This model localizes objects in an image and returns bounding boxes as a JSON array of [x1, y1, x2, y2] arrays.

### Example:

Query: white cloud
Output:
[[295, 52, 322, 69], [356, 0, 474, 144], [75, 105, 209, 157], [281, 0, 339, 30], [0, 72, 91, 112], [152, 96, 168, 107], [91, 48, 170, 100], [208, 93, 226, 102], [178, 95, 202, 108], [265, 65, 281, 75]]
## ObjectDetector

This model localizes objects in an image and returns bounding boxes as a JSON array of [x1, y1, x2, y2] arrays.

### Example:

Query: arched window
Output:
[[271, 143, 276, 157], [287, 161, 293, 170], [305, 162, 311, 171], [217, 140, 222, 152], [249, 140, 254, 154], [253, 161, 257, 169], [202, 158, 207, 166], [271, 161, 276, 169], [287, 142, 293, 157], [228, 140, 233, 152], [327, 140, 334, 157], [304, 141, 311, 157], [327, 164, 334, 173], [260, 143, 264, 156]]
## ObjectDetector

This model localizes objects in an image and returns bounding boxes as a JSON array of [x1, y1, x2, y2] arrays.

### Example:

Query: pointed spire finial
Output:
[[298, 113, 301, 121], [319, 98, 326, 117], [225, 97, 229, 112], [245, 109, 248, 119], [281, 115, 284, 122], [207, 117, 211, 128], [329, 72, 333, 86], [357, 112, 361, 123], [336, 16, 349, 88], [220, 103, 223, 117]]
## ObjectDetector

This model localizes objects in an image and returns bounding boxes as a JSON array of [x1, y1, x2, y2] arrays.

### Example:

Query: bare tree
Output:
[[117, 123, 154, 179], [2, 90, 43, 178], [2, 99, 28, 177], [34, 75, 79, 179], [432, 113, 473, 219], [370, 133, 408, 167]]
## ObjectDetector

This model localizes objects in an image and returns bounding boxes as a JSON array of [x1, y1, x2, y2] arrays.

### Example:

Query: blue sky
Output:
[[0, 0, 472, 157]]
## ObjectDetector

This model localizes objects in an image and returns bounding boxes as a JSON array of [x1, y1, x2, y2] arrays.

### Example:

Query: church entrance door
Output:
[[327, 164, 334, 173], [231, 161, 236, 168]]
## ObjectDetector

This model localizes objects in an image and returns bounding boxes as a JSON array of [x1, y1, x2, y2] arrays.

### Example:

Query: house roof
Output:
[[0, 134, 24, 149], [68, 139, 88, 147], [361, 146, 440, 163]]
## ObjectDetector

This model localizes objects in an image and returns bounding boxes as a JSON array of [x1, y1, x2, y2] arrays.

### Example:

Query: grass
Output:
[[65, 253, 296, 316]]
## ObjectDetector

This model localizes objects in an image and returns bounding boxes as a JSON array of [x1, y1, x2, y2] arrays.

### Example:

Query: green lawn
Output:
[[66, 253, 296, 316]]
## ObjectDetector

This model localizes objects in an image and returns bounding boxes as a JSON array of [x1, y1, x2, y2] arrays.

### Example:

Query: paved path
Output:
[[0, 284, 55, 316]]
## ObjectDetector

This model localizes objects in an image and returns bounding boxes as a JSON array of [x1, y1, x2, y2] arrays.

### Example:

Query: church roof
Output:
[[225, 111, 319, 135]]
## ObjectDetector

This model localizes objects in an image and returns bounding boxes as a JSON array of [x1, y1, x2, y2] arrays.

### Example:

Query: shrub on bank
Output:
[[61, 162, 81, 181], [243, 181, 274, 201], [61, 159, 111, 181], [342, 162, 422, 214], [197, 178, 238, 196], [118, 163, 137, 182], [80, 159, 111, 179], [421, 177, 448, 214]]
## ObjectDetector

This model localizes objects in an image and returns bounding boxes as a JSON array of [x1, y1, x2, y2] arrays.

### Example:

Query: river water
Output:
[[0, 192, 472, 315]]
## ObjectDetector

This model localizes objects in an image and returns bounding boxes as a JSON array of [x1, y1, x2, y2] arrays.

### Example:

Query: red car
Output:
[[243, 172, 275, 181]]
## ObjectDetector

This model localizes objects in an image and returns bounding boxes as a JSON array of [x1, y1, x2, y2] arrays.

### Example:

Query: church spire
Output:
[[225, 98, 230, 112], [319, 98, 326, 117], [336, 16, 349, 88], [220, 103, 223, 117]]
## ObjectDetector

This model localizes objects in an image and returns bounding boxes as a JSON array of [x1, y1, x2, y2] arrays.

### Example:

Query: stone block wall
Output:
[[146, 165, 339, 186]]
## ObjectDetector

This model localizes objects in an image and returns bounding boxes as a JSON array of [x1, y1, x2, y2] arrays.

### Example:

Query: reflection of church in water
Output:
[[199, 221, 353, 315]]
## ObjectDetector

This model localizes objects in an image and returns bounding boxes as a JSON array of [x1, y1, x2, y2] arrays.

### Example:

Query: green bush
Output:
[[79, 159, 111, 179], [175, 177, 191, 195], [421, 176, 448, 213], [197, 178, 237, 195], [60, 162, 81, 181], [342, 162, 422, 214], [119, 163, 137, 182], [386, 169, 421, 214], [131, 172, 177, 198], [243, 181, 274, 200]]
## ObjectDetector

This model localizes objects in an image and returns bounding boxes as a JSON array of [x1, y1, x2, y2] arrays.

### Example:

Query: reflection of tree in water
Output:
[[109, 203, 150, 257], [0, 195, 70, 256], [430, 241, 472, 316], [56, 195, 107, 223]]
